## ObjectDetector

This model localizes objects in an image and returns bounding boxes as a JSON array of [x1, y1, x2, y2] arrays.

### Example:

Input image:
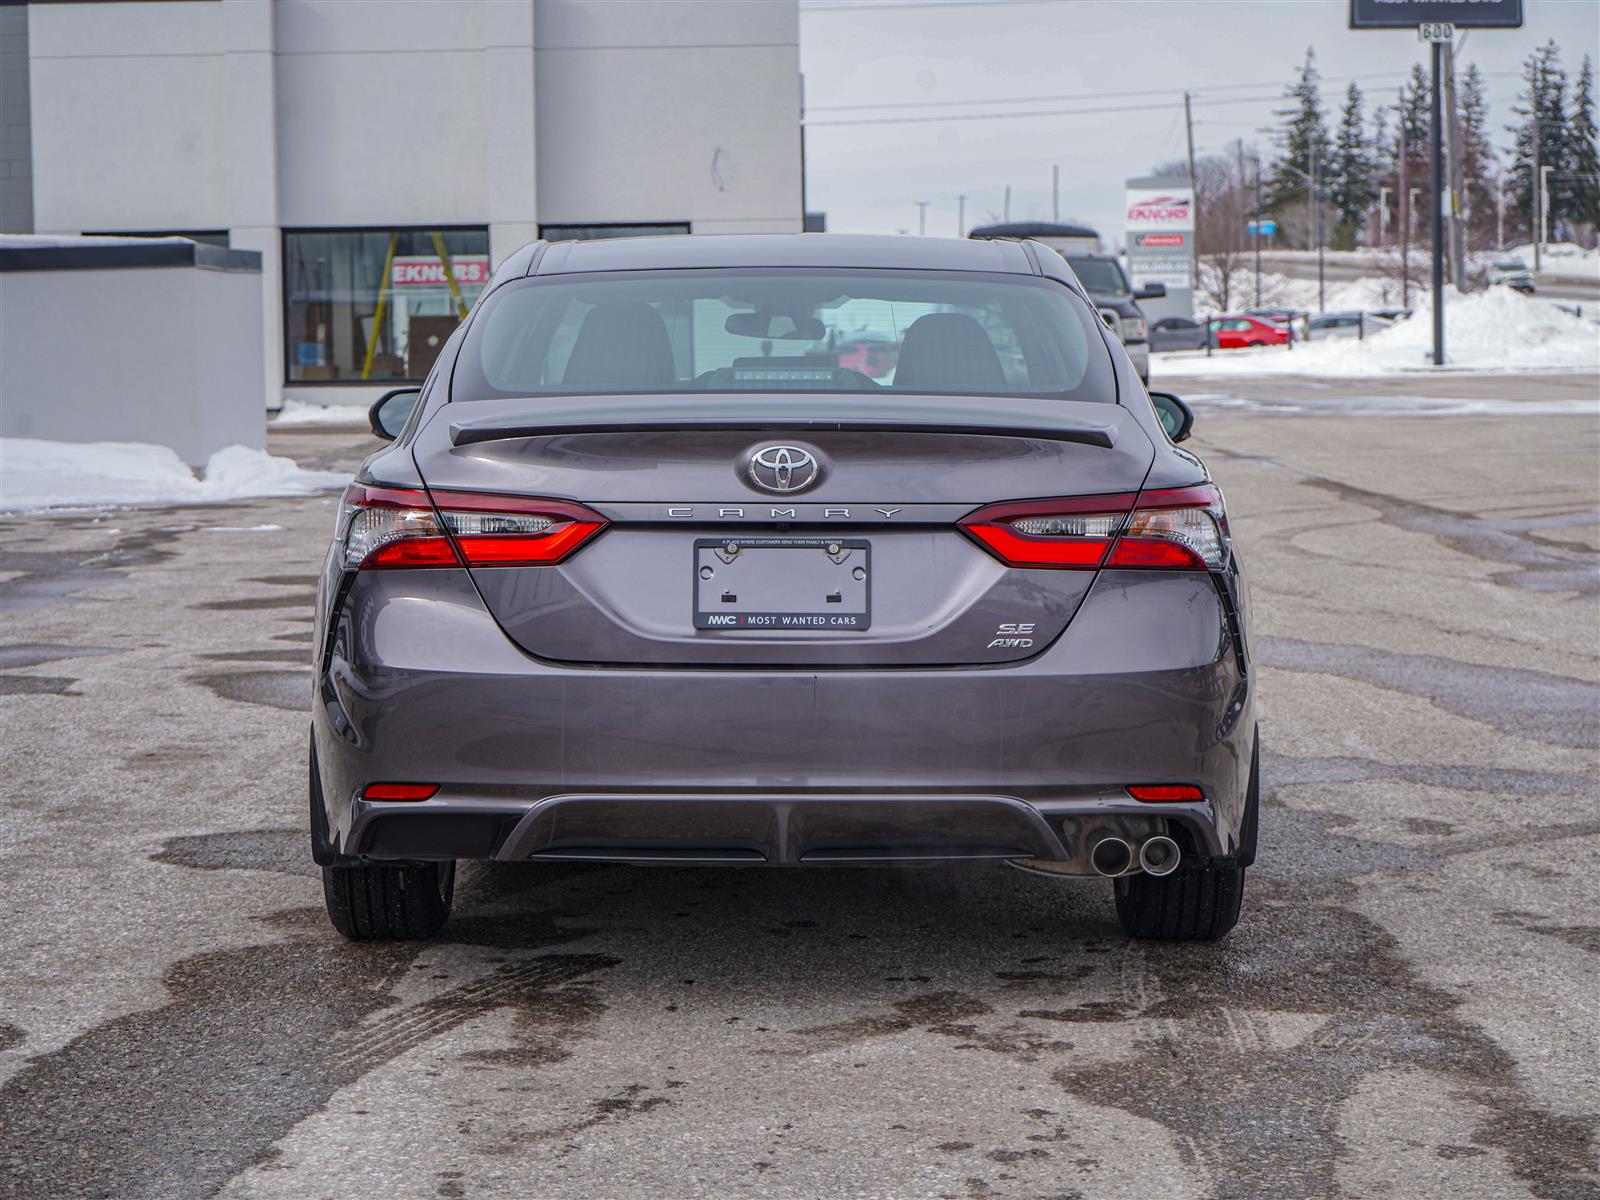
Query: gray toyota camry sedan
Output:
[[311, 233, 1257, 943]]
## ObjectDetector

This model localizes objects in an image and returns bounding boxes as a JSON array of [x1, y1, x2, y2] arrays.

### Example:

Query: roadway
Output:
[[2, 377, 1597, 1199]]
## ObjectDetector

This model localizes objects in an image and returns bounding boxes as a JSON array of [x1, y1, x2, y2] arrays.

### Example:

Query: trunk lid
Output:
[[411, 394, 1155, 667]]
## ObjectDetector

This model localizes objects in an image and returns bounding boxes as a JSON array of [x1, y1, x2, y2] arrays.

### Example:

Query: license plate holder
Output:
[[693, 537, 870, 631]]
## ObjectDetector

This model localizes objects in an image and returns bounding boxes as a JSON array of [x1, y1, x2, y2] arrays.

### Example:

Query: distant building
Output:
[[5, 0, 803, 407]]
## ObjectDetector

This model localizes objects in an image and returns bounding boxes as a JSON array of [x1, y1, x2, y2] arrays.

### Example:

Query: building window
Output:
[[283, 227, 490, 384], [538, 223, 690, 242]]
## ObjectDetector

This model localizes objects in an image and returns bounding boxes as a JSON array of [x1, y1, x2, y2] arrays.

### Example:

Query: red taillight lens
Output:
[[429, 490, 606, 567], [957, 492, 1137, 569], [337, 485, 606, 570], [363, 783, 440, 802], [1105, 485, 1228, 571], [1128, 784, 1204, 802], [959, 484, 1228, 571]]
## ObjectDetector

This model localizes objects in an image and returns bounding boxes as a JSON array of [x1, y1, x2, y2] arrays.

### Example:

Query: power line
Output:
[[805, 71, 1434, 114], [804, 92, 1299, 128]]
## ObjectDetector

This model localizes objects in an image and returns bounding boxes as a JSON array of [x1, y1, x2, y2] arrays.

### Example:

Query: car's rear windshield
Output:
[[1064, 257, 1130, 297], [451, 269, 1114, 402]]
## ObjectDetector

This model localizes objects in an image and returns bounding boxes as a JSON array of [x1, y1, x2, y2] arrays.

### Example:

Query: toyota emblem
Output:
[[746, 445, 820, 494]]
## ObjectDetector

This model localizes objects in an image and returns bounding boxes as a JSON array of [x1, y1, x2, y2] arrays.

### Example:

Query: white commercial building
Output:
[[5, 0, 803, 408]]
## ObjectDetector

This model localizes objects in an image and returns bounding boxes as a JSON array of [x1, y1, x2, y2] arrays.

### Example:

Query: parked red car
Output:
[[1207, 314, 1290, 349]]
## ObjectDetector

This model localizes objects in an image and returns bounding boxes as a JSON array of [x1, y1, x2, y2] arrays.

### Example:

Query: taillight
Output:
[[337, 484, 606, 570], [959, 483, 1228, 571]]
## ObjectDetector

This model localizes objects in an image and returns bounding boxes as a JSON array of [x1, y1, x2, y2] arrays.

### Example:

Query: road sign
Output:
[[1247, 220, 1277, 237], [1349, 0, 1522, 30], [1418, 22, 1454, 42]]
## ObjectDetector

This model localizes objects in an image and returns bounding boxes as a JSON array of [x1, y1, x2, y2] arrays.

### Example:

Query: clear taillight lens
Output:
[[1122, 315, 1148, 341], [959, 484, 1228, 571], [337, 484, 606, 569]]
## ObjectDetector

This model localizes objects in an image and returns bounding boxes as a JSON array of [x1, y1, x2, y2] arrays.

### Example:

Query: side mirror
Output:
[[369, 387, 422, 442], [1147, 391, 1194, 443], [1135, 282, 1167, 300]]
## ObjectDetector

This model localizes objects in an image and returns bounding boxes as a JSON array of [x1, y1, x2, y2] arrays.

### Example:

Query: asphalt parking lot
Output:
[[2, 374, 1597, 1200]]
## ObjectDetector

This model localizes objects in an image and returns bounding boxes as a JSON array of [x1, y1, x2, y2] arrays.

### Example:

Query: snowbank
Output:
[[1161, 288, 1600, 378], [270, 399, 373, 427], [0, 440, 350, 512]]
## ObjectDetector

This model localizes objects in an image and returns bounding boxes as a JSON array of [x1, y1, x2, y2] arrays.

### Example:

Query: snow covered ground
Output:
[[1160, 287, 1600, 378], [269, 398, 373, 427], [0, 440, 350, 512]]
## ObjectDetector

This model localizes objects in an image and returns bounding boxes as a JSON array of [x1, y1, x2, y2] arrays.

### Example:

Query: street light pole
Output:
[[1440, 38, 1452, 366], [957, 194, 966, 237], [1399, 87, 1410, 308], [1254, 160, 1263, 308], [915, 201, 929, 237], [1539, 162, 1554, 250], [1312, 136, 1325, 314]]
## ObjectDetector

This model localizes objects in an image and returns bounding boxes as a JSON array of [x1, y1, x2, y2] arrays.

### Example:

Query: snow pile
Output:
[[0, 233, 198, 250], [0, 440, 350, 512], [1162, 288, 1600, 378], [271, 399, 373, 427]]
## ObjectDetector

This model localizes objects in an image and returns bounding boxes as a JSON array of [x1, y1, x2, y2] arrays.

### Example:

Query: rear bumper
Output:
[[313, 567, 1253, 870], [345, 791, 1222, 871]]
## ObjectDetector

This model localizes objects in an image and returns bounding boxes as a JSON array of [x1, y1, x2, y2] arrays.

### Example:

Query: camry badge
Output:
[[747, 445, 820, 494]]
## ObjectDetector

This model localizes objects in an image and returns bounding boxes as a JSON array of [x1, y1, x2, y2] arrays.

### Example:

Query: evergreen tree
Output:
[[1570, 55, 1599, 229], [1400, 64, 1432, 154], [1458, 62, 1498, 250], [1509, 40, 1570, 239], [1266, 48, 1329, 230], [1393, 62, 1433, 243], [1328, 82, 1376, 247]]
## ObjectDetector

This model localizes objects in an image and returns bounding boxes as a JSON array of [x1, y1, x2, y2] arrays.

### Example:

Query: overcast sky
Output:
[[798, 0, 1600, 244]]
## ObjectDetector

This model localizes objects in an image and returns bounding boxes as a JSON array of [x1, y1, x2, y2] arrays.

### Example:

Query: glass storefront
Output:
[[538, 223, 689, 242], [283, 227, 490, 383]]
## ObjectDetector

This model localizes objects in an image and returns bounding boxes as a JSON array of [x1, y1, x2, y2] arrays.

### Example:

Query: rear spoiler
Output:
[[448, 396, 1118, 450]]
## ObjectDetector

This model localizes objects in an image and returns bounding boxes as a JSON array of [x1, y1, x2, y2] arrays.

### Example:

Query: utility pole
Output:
[[1254, 161, 1263, 307], [1312, 135, 1325, 313], [1443, 39, 1466, 290], [957, 194, 966, 237], [1399, 88, 1411, 307], [1184, 91, 1201, 313], [1532, 129, 1541, 272], [1496, 175, 1505, 250], [1052, 165, 1060, 223], [915, 200, 928, 237], [1003, 185, 1011, 223], [1440, 38, 1452, 366]]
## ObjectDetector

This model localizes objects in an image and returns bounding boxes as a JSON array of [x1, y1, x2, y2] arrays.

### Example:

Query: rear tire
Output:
[[322, 859, 455, 940], [1113, 862, 1244, 941]]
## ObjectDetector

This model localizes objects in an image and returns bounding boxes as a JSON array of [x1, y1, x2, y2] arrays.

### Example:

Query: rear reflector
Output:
[[337, 484, 606, 570], [959, 484, 1228, 571], [363, 783, 440, 802], [1127, 784, 1204, 802]]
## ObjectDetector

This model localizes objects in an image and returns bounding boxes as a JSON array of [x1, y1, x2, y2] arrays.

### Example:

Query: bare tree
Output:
[[1153, 151, 1254, 310]]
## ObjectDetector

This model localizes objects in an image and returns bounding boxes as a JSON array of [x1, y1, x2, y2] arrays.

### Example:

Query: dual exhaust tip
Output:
[[1090, 835, 1181, 878]]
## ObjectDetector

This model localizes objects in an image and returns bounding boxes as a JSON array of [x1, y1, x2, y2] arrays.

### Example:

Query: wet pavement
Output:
[[1, 382, 1597, 1199]]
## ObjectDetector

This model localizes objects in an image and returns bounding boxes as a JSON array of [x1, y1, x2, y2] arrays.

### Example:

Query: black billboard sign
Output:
[[1349, 0, 1523, 28]]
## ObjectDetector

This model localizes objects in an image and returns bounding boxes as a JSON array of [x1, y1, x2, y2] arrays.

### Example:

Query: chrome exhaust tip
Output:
[[1090, 836, 1135, 878], [1138, 835, 1182, 877]]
